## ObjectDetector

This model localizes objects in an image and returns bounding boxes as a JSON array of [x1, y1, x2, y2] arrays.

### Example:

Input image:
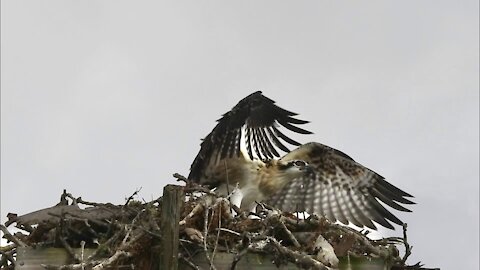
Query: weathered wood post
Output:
[[160, 185, 184, 270]]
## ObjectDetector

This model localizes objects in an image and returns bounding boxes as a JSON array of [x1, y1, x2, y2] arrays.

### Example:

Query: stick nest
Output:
[[1, 180, 437, 270]]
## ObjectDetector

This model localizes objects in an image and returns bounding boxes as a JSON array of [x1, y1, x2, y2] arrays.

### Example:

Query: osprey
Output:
[[188, 91, 414, 230]]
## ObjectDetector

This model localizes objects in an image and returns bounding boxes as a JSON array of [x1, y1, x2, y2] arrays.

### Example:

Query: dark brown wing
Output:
[[188, 91, 312, 181], [266, 142, 415, 230]]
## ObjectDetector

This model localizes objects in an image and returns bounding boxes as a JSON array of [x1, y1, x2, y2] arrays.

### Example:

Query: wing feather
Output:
[[188, 91, 312, 182], [347, 189, 377, 229], [277, 119, 313, 134], [272, 126, 302, 146], [251, 128, 263, 160], [255, 127, 272, 159], [369, 188, 412, 212], [331, 185, 348, 224], [261, 128, 279, 158], [266, 142, 414, 230], [339, 188, 363, 227], [266, 127, 290, 152], [325, 183, 337, 222], [376, 178, 415, 199], [284, 116, 310, 125], [245, 128, 253, 160]]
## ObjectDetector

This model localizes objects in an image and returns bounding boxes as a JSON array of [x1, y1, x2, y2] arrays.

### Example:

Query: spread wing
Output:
[[188, 91, 312, 181], [266, 142, 415, 230]]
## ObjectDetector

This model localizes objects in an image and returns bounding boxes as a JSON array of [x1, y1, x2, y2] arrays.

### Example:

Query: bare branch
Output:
[[0, 224, 26, 247]]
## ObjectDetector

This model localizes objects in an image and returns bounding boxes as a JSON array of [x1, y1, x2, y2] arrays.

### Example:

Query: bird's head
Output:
[[258, 159, 313, 195], [275, 159, 313, 179]]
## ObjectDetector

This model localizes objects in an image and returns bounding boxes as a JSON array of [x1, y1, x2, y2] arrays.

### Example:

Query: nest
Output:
[[1, 178, 437, 270]]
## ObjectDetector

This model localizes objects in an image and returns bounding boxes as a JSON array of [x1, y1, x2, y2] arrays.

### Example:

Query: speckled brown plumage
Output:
[[188, 92, 414, 230]]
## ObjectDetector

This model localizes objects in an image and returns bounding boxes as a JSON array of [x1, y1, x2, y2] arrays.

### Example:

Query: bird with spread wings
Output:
[[188, 91, 414, 230]]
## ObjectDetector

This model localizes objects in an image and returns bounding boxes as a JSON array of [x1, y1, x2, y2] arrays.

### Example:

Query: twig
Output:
[[179, 253, 201, 270], [59, 189, 72, 205], [401, 223, 412, 264], [56, 211, 80, 263], [180, 202, 205, 226], [86, 223, 126, 261], [42, 261, 135, 270], [59, 236, 81, 263], [0, 254, 7, 269], [0, 244, 15, 253], [121, 209, 142, 246], [92, 250, 132, 270], [75, 197, 105, 207], [81, 219, 101, 238], [344, 227, 391, 257], [122, 225, 132, 246], [180, 193, 217, 227], [173, 173, 188, 183], [272, 215, 300, 248], [266, 237, 331, 270], [216, 228, 241, 237], [0, 224, 27, 247], [124, 188, 142, 206], [288, 214, 393, 258], [80, 241, 86, 270], [210, 202, 222, 264], [0, 250, 16, 268], [61, 189, 80, 206], [224, 160, 234, 215], [42, 263, 90, 270], [91, 228, 143, 270], [202, 206, 217, 270]]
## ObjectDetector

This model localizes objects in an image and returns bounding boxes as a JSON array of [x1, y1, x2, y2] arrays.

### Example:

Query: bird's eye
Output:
[[292, 160, 306, 167]]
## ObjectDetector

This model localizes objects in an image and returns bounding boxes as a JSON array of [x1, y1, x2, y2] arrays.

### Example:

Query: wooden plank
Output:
[[179, 252, 301, 269], [15, 247, 387, 270], [339, 255, 389, 270], [179, 251, 389, 270], [160, 184, 184, 270], [16, 247, 96, 270]]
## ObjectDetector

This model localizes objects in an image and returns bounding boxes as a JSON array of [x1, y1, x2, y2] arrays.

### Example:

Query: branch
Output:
[[0, 224, 27, 247], [401, 223, 412, 264]]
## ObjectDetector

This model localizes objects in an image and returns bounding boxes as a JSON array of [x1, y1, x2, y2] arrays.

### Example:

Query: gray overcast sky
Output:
[[1, 1, 478, 269]]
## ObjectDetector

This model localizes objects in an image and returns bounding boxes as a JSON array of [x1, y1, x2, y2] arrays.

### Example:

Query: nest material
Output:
[[1, 181, 436, 270]]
